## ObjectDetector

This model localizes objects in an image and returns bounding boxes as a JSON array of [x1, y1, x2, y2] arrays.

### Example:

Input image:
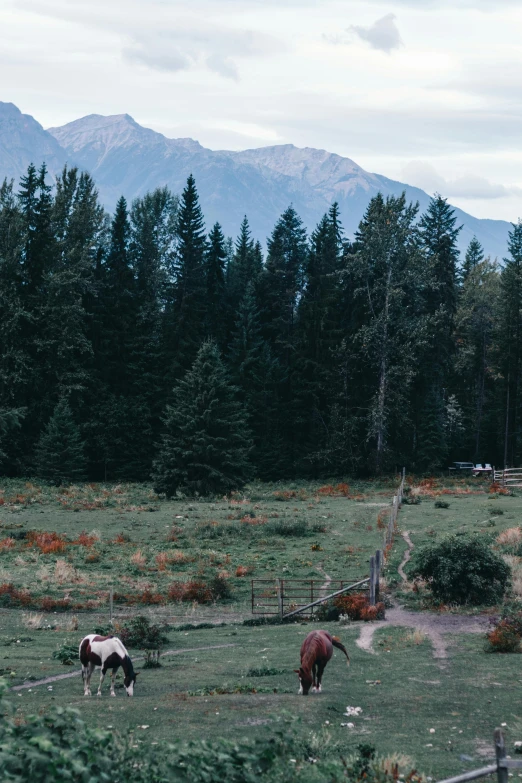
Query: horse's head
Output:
[[294, 667, 313, 695], [124, 670, 138, 696]]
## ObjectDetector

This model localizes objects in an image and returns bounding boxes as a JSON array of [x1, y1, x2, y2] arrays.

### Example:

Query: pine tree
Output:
[[169, 175, 207, 375], [152, 342, 252, 497], [226, 217, 261, 303], [100, 195, 137, 393], [204, 222, 227, 347], [257, 206, 308, 473], [455, 258, 499, 461], [496, 221, 522, 466], [35, 398, 87, 485], [295, 204, 344, 472], [462, 237, 484, 281], [415, 195, 462, 471]]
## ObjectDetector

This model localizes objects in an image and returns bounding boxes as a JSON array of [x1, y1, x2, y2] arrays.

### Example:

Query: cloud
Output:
[[16, 0, 285, 81], [349, 14, 403, 53], [400, 161, 521, 200]]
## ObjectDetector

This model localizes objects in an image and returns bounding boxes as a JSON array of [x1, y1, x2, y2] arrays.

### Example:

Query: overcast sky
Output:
[[2, 0, 522, 221]]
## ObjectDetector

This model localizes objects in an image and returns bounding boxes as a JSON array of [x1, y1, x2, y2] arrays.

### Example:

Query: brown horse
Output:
[[294, 629, 349, 695]]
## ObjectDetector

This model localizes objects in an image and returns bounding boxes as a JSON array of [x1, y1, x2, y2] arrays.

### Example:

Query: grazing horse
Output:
[[79, 634, 138, 697], [295, 630, 349, 695]]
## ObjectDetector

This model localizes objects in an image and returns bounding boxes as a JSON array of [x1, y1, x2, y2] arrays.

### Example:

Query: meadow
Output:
[[1, 475, 522, 779]]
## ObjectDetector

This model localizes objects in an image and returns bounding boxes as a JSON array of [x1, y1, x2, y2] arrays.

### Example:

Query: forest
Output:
[[0, 162, 520, 485]]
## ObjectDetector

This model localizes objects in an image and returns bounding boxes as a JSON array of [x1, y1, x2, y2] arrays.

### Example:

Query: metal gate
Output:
[[251, 576, 369, 617]]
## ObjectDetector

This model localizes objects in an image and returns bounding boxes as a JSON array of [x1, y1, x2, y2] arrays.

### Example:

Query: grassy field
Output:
[[1, 474, 522, 779]]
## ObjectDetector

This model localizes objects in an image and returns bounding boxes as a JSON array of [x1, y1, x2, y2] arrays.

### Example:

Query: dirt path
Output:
[[355, 607, 488, 659], [356, 524, 491, 660], [398, 531, 414, 582], [316, 564, 332, 596], [11, 643, 236, 691]]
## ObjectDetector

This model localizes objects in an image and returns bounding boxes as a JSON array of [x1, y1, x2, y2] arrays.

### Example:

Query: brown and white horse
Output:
[[79, 634, 138, 697], [295, 629, 349, 695]]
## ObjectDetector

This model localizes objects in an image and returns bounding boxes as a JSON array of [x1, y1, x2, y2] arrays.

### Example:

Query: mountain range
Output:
[[0, 100, 513, 258]]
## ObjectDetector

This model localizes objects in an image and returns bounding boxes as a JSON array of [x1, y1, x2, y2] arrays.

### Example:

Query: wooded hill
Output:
[[0, 163, 520, 482]]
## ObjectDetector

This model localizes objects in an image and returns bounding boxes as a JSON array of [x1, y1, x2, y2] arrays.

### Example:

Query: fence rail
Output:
[[493, 467, 522, 488], [437, 730, 518, 783]]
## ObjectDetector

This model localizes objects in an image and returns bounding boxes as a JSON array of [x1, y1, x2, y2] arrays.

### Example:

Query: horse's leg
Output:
[[82, 665, 89, 696], [110, 669, 117, 697], [97, 667, 106, 697], [85, 663, 95, 696], [316, 662, 326, 693], [311, 662, 318, 693]]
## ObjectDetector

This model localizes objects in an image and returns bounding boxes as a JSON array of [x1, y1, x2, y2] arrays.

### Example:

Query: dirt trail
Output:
[[316, 564, 332, 596], [11, 643, 236, 691], [355, 607, 487, 660], [398, 531, 414, 582], [356, 526, 489, 660]]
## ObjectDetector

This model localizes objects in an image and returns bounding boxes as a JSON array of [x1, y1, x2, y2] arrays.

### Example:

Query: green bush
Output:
[[52, 643, 78, 665], [434, 500, 450, 509], [410, 534, 511, 605]]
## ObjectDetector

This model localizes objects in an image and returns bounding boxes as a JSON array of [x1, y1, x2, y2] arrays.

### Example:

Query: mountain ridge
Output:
[[0, 101, 512, 257]]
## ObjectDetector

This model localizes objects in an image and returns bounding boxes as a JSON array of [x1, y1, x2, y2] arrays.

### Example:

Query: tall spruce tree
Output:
[[455, 258, 499, 461], [416, 195, 462, 471], [295, 204, 344, 472], [168, 175, 207, 376], [35, 398, 87, 485], [152, 341, 252, 496], [204, 222, 227, 348], [462, 237, 484, 282], [258, 206, 308, 474], [496, 221, 522, 467]]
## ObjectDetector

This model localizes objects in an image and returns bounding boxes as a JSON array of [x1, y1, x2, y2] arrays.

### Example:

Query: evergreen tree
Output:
[[204, 223, 227, 347], [226, 217, 261, 305], [350, 193, 427, 472], [258, 206, 308, 473], [152, 342, 252, 497], [496, 221, 522, 466], [99, 196, 137, 393], [415, 195, 462, 470], [455, 258, 499, 461], [295, 204, 344, 472], [462, 237, 484, 281], [35, 398, 87, 485], [168, 175, 207, 375]]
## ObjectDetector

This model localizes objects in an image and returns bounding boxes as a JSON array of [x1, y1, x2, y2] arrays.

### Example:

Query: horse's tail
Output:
[[332, 636, 350, 666]]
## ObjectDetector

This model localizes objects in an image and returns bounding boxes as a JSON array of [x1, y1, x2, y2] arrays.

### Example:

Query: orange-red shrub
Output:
[[167, 580, 213, 604], [26, 531, 67, 554], [0, 537, 16, 550], [235, 565, 250, 577], [240, 515, 267, 526], [334, 592, 385, 621], [74, 531, 98, 547]]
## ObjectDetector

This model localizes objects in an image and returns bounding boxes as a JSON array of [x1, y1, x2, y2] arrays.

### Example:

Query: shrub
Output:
[[410, 534, 511, 605], [316, 593, 385, 622], [52, 643, 78, 665], [118, 615, 168, 667], [434, 500, 450, 509], [0, 583, 32, 607], [26, 531, 67, 554]]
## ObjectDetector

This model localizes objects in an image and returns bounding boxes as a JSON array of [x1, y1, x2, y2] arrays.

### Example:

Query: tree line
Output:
[[1, 162, 521, 485]]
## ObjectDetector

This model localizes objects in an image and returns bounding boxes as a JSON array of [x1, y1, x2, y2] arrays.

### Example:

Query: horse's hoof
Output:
[[110, 692, 116, 697]]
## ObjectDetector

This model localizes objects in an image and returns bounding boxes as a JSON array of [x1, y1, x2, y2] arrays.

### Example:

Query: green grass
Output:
[[0, 478, 389, 613], [2, 474, 522, 779], [1, 615, 521, 778]]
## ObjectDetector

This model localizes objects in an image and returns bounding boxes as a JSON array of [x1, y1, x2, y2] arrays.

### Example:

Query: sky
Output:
[[1, 0, 522, 221]]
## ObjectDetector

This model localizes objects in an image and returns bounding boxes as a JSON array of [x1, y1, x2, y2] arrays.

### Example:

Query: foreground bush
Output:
[[411, 534, 510, 606], [316, 592, 385, 622]]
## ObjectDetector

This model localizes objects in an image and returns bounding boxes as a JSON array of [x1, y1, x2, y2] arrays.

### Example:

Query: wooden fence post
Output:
[[495, 728, 508, 783], [277, 578, 284, 619], [375, 549, 382, 603], [369, 555, 376, 606]]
